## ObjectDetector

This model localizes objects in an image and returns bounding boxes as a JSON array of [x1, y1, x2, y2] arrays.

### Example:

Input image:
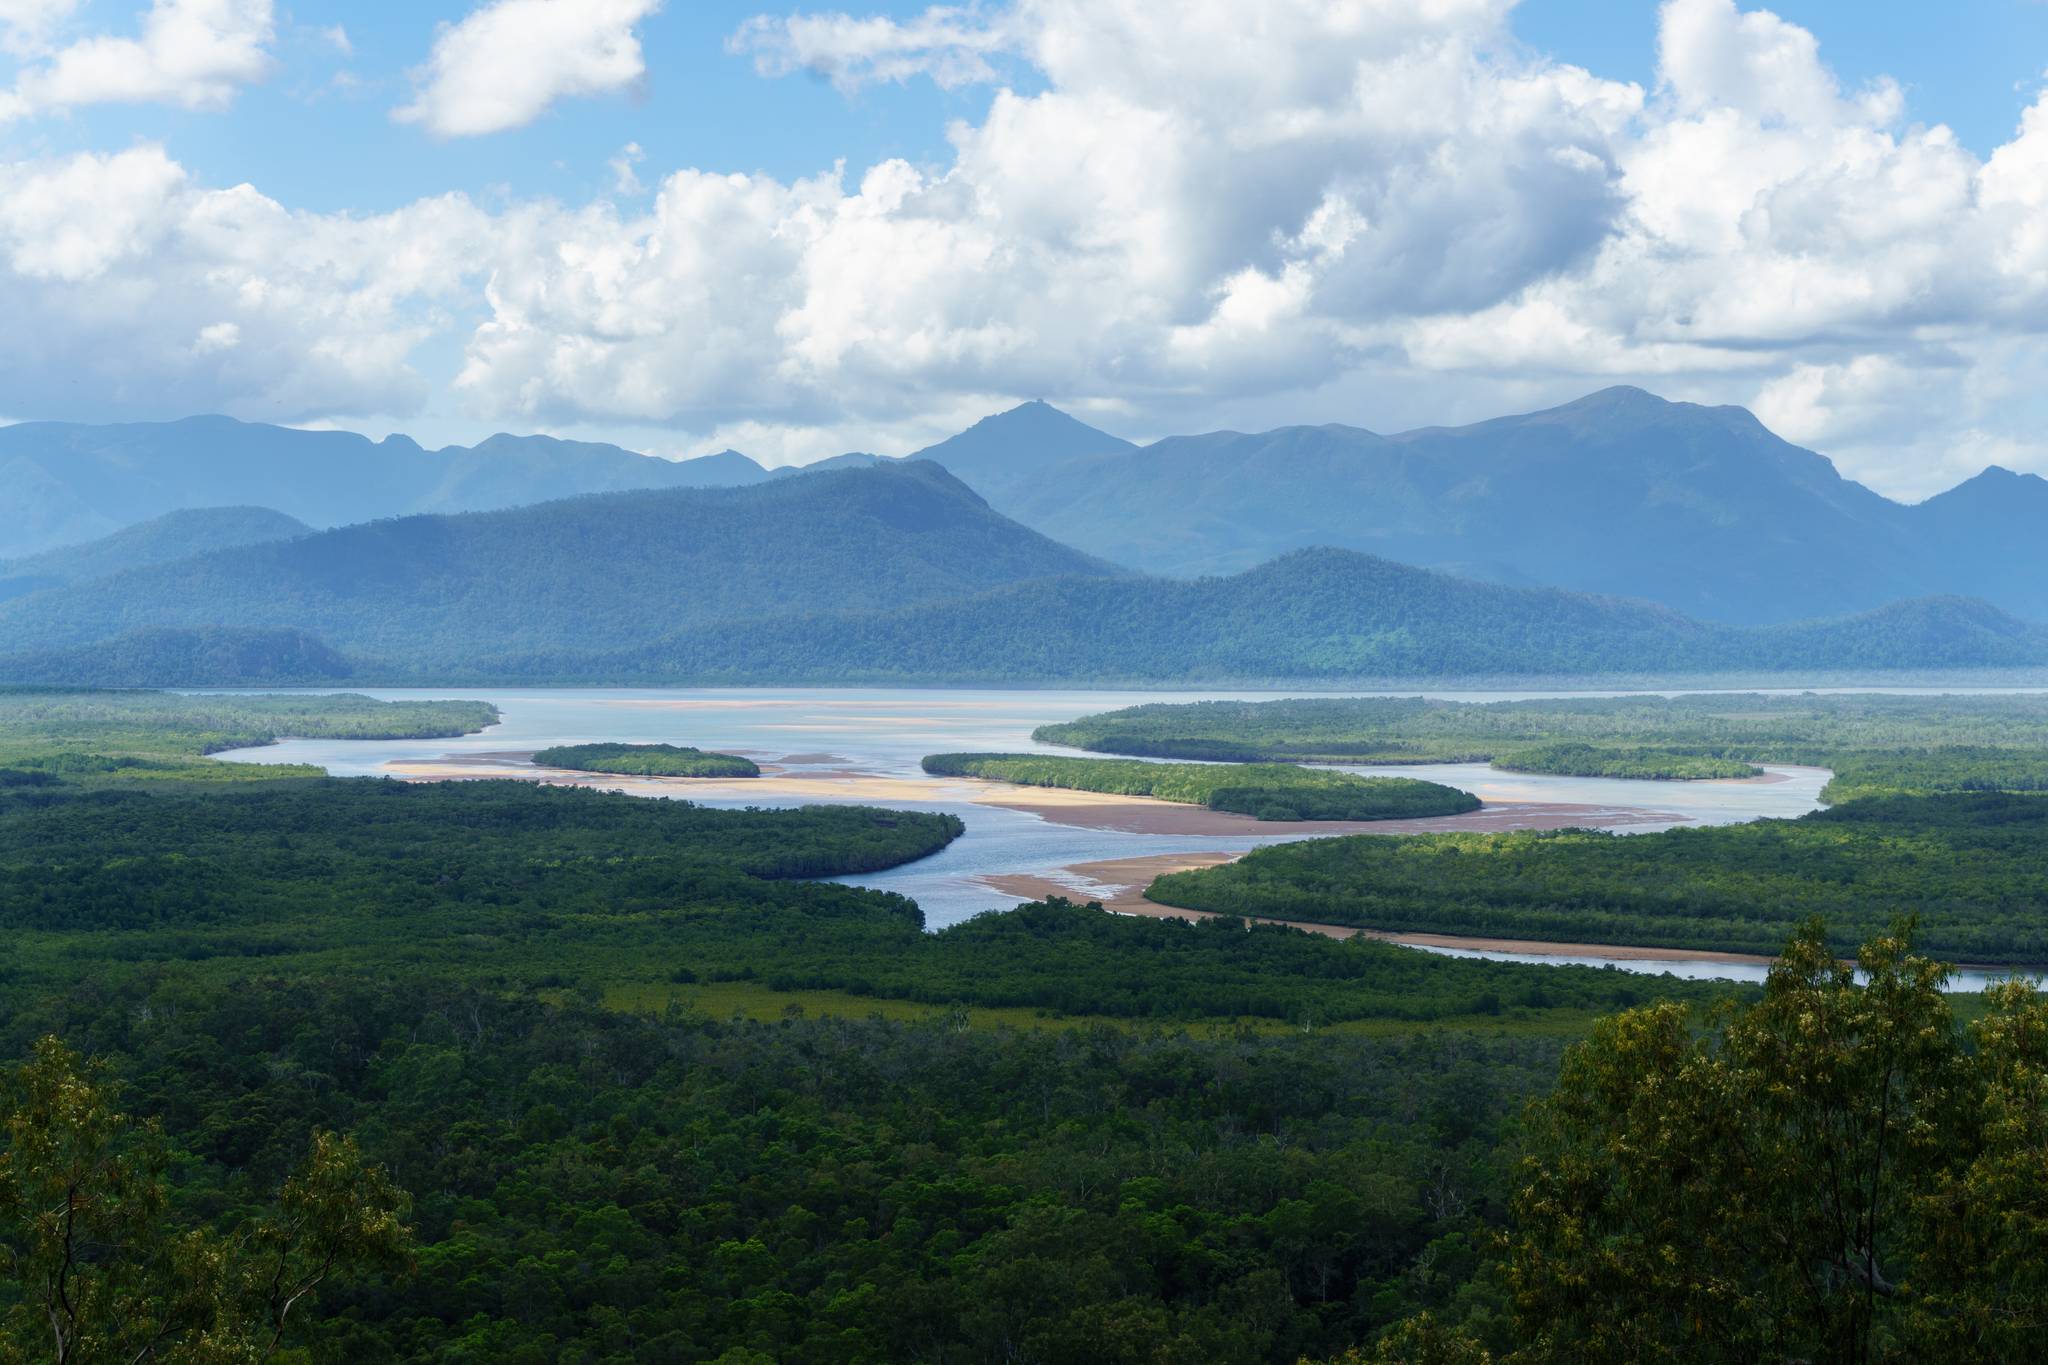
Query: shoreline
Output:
[[376, 753, 1695, 836], [979, 855, 1785, 965], [971, 783, 1685, 835]]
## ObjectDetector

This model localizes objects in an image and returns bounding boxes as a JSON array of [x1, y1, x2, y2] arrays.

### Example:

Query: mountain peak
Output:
[[908, 400, 1135, 498], [1571, 384, 1664, 408]]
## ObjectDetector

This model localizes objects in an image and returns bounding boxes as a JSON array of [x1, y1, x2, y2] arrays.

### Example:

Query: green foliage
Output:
[[1490, 743, 1760, 781], [533, 741, 760, 777], [4, 979, 1559, 1364], [1149, 793, 2048, 963], [0, 1036, 411, 1363], [1507, 921, 2048, 1363], [559, 553, 2048, 685], [923, 753, 1479, 821], [0, 627, 352, 688], [0, 688, 498, 783], [0, 778, 963, 935], [1039, 691, 2048, 803], [0, 774, 1681, 1025]]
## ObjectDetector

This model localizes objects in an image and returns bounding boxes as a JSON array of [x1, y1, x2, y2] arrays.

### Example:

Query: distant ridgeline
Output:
[[921, 753, 1479, 821], [13, 388, 2048, 625], [0, 423, 2045, 687], [534, 743, 760, 778]]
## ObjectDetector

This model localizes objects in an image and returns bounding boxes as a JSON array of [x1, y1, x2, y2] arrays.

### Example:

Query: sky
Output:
[[1, 1, 2045, 500]]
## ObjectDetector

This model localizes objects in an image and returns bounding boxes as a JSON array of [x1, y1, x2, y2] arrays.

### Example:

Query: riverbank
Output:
[[983, 854, 1786, 966]]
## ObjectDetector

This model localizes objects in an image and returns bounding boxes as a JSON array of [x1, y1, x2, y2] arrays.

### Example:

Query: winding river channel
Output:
[[211, 686, 2032, 989]]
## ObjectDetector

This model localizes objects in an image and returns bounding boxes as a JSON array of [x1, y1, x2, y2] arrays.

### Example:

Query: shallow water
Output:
[[208, 685, 2028, 988]]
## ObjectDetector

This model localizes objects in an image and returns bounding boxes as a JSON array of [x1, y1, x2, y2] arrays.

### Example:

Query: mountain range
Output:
[[0, 415, 771, 558], [0, 462, 1118, 665], [0, 459, 2040, 687], [1, 387, 2045, 684], [890, 388, 2048, 625]]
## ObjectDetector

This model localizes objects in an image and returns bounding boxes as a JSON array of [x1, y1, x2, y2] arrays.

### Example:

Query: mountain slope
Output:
[[1912, 467, 2048, 606], [905, 400, 1135, 505], [0, 506, 310, 602], [982, 387, 2030, 624], [775, 402, 1135, 503], [0, 416, 771, 555], [504, 548, 2048, 685], [0, 627, 352, 687], [1, 455, 119, 559], [0, 462, 1124, 665]]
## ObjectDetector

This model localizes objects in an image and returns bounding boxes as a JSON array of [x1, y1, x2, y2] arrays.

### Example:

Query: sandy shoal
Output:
[[384, 756, 966, 804], [981, 855, 1779, 965], [970, 783, 1683, 835], [377, 757, 1688, 835]]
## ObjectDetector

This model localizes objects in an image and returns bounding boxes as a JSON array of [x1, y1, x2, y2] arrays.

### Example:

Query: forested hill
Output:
[[498, 548, 2048, 684], [0, 462, 1125, 665], [0, 627, 353, 687], [0, 506, 309, 602], [0, 415, 771, 557], [970, 387, 2048, 625]]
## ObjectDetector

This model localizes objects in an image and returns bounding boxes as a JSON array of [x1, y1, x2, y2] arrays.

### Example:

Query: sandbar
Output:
[[982, 855, 1781, 965], [970, 783, 1684, 836], [377, 752, 1689, 835]]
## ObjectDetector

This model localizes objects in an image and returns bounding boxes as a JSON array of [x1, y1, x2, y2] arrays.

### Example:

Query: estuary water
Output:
[[209, 686, 2024, 989]]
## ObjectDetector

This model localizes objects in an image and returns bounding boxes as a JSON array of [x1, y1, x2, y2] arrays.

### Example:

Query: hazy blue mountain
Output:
[[949, 387, 2048, 625], [0, 462, 1123, 664], [904, 400, 1135, 505], [1, 454, 120, 558], [772, 403, 1133, 503], [0, 416, 771, 556], [507, 547, 2048, 685], [0, 626, 352, 687], [782, 452, 890, 475], [1911, 467, 2048, 603], [0, 505, 310, 603]]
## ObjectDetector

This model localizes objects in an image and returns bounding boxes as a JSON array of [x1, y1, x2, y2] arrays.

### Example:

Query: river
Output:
[[209, 686, 2026, 989]]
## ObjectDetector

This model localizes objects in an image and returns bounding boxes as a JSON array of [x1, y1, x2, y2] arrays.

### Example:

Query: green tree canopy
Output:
[[1506, 921, 2048, 1363], [0, 1037, 412, 1364]]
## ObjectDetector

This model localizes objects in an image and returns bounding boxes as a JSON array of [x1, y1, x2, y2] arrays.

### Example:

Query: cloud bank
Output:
[[1, 0, 2044, 497]]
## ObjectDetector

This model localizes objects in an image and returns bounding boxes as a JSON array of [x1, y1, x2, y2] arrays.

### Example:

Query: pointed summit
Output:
[[909, 400, 1135, 504]]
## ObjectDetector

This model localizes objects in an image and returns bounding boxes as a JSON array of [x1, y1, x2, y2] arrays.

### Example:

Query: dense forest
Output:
[[8, 772, 2042, 1358], [0, 723, 1718, 1362], [0, 504, 310, 601], [3, 971, 1567, 1363], [0, 625, 356, 687], [533, 742, 761, 778], [1490, 742, 1761, 780], [7, 688, 2048, 1359], [0, 687, 498, 781], [1149, 792, 2048, 963], [922, 753, 1479, 821], [1037, 691, 2048, 803], [527, 553, 2048, 686]]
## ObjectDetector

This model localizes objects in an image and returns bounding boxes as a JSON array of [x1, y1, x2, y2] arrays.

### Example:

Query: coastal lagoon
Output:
[[214, 686, 2026, 988]]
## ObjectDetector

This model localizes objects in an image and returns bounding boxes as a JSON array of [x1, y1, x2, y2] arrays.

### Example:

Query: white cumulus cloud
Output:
[[395, 0, 663, 138], [3, 0, 2047, 497], [0, 0, 272, 121], [0, 144, 492, 421]]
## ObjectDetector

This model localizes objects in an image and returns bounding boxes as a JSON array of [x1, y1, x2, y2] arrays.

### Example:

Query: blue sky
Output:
[[1, 0, 2046, 497], [17, 2, 2043, 210]]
